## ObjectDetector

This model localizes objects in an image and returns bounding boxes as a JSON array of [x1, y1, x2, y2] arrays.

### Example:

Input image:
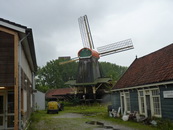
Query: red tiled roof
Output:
[[45, 88, 74, 98], [113, 43, 173, 89]]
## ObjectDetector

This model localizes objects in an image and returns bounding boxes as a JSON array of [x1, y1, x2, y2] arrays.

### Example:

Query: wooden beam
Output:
[[14, 33, 19, 130]]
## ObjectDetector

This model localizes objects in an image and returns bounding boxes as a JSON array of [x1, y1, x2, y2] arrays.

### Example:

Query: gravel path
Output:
[[51, 113, 136, 130]]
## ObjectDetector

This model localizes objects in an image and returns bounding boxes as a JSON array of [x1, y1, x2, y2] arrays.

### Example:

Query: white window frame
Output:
[[138, 90, 145, 115], [138, 88, 161, 118], [120, 91, 131, 114], [150, 89, 161, 117], [125, 92, 130, 113]]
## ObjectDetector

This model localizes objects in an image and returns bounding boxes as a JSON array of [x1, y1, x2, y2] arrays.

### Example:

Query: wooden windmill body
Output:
[[77, 48, 100, 83], [62, 15, 134, 102]]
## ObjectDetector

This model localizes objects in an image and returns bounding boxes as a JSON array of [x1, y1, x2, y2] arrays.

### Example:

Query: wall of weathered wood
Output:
[[160, 84, 173, 120], [111, 92, 120, 111], [0, 31, 14, 86], [130, 89, 139, 112], [0, 26, 19, 130], [76, 57, 101, 83]]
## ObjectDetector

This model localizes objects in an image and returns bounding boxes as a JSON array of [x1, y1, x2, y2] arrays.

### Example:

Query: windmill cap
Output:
[[78, 48, 100, 59]]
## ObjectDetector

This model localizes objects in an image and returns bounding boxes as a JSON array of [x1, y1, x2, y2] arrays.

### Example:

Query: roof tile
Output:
[[45, 88, 74, 98], [113, 43, 173, 89]]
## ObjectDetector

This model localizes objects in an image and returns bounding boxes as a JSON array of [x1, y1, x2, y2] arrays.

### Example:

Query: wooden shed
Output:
[[45, 88, 75, 101], [111, 43, 173, 120], [0, 18, 37, 129]]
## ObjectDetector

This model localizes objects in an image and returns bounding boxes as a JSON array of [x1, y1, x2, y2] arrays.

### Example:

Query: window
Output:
[[23, 90, 27, 112], [8, 91, 14, 113], [138, 89, 161, 117], [139, 91, 145, 114], [152, 89, 161, 115], [125, 92, 130, 112], [120, 92, 131, 114]]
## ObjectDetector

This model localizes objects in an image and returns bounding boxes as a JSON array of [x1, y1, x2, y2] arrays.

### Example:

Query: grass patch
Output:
[[63, 104, 106, 114], [29, 104, 173, 130]]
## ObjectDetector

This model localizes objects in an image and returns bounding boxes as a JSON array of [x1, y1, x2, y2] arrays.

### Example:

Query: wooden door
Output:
[[146, 95, 151, 118], [0, 94, 5, 129]]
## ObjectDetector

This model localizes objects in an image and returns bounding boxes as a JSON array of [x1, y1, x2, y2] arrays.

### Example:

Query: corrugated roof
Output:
[[113, 43, 173, 90]]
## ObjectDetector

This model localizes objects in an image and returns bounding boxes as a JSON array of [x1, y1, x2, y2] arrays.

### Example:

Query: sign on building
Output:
[[163, 90, 173, 98]]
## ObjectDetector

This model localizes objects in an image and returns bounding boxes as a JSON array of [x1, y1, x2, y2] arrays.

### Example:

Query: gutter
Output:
[[0, 20, 26, 33], [111, 80, 173, 91]]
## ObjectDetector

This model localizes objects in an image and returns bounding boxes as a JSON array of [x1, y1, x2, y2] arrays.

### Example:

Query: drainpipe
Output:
[[32, 72, 35, 111], [18, 33, 30, 130]]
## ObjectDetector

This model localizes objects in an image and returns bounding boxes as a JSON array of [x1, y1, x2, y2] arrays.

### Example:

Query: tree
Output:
[[99, 62, 127, 81], [35, 59, 127, 93], [35, 59, 78, 92]]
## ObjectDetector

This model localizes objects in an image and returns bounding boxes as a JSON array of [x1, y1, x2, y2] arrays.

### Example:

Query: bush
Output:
[[157, 118, 173, 130], [71, 97, 80, 105]]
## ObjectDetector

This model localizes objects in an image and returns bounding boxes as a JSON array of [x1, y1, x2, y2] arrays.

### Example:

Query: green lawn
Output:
[[29, 104, 173, 130]]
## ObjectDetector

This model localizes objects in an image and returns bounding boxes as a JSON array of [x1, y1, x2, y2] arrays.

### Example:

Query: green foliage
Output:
[[35, 59, 127, 93], [155, 118, 173, 130], [35, 59, 78, 92], [62, 104, 107, 116], [71, 97, 80, 105], [99, 61, 128, 81]]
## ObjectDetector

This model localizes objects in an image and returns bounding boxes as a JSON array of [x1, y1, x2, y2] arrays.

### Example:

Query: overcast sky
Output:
[[1, 0, 173, 67]]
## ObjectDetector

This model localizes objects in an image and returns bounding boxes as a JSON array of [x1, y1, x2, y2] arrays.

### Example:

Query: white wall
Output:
[[34, 91, 45, 110], [21, 46, 32, 82]]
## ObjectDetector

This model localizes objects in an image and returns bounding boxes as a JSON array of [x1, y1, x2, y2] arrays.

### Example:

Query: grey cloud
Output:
[[1, 0, 173, 66]]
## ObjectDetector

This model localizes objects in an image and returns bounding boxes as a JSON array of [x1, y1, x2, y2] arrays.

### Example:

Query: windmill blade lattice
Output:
[[78, 15, 94, 49], [97, 39, 134, 57], [59, 57, 79, 65]]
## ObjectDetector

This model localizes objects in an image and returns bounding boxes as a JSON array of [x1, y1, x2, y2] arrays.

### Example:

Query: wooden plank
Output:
[[0, 26, 19, 129], [0, 31, 14, 86], [14, 32, 19, 130]]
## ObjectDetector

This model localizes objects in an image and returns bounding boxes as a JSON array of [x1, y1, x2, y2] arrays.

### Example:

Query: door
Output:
[[121, 95, 125, 115], [7, 91, 14, 129], [146, 95, 151, 118], [0, 94, 5, 129], [0, 91, 14, 129]]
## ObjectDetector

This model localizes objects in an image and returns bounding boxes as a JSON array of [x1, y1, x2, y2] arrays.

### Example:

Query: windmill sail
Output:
[[59, 57, 79, 65], [97, 39, 134, 57], [61, 15, 134, 101], [78, 15, 94, 49]]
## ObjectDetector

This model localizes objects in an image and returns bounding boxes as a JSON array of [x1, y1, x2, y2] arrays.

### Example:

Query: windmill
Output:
[[61, 15, 134, 102]]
